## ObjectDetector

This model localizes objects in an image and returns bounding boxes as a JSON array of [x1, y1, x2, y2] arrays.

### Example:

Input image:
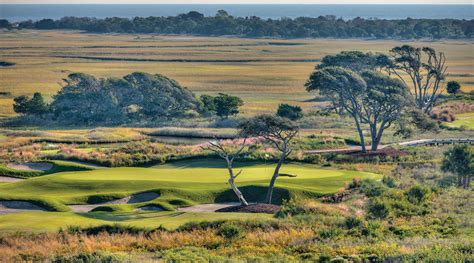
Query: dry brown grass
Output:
[[1, 30, 473, 116]]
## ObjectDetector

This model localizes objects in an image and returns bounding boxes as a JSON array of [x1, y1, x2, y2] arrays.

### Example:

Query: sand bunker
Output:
[[135, 204, 164, 211], [0, 176, 24, 183], [0, 201, 46, 215], [177, 202, 241, 212], [69, 191, 160, 213], [7, 162, 53, 171]]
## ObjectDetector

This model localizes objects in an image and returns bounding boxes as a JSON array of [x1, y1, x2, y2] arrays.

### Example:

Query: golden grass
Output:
[[1, 30, 473, 116]]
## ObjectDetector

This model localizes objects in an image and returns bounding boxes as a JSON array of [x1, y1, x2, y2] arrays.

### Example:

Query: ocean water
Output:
[[0, 4, 473, 22]]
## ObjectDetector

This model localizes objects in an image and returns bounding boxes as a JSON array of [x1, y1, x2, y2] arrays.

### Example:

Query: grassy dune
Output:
[[0, 30, 473, 116]]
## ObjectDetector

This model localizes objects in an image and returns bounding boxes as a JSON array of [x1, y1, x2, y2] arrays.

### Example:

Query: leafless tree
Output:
[[201, 138, 249, 206]]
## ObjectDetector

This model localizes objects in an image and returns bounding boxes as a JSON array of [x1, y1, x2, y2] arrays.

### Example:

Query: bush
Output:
[[367, 200, 390, 219], [277, 104, 303, 120], [360, 179, 386, 197], [217, 223, 244, 239], [344, 216, 363, 229], [406, 185, 431, 204]]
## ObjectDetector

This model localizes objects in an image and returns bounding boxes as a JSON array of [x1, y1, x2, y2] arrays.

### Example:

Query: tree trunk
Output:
[[458, 174, 463, 188], [371, 122, 386, 152], [227, 163, 248, 206], [229, 178, 248, 206], [353, 115, 366, 153], [266, 144, 286, 204]]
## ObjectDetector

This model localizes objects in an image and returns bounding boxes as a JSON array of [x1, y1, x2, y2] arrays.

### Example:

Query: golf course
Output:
[[0, 159, 380, 232]]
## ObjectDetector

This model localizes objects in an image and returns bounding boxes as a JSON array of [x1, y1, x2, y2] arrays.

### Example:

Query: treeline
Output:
[[1, 10, 473, 39], [12, 72, 244, 125]]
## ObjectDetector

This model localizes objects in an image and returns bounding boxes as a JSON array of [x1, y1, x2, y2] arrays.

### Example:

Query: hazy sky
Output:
[[1, 0, 472, 4]]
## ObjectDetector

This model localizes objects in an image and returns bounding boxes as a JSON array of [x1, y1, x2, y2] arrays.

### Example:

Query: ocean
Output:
[[0, 4, 473, 22]]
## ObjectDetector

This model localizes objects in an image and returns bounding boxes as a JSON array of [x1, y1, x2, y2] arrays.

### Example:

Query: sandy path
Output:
[[0, 176, 24, 183], [7, 162, 53, 171], [69, 192, 160, 213], [177, 202, 241, 212]]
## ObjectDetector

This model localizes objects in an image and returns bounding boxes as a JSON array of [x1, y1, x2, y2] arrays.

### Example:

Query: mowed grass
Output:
[[0, 158, 378, 232], [446, 112, 474, 130], [0, 159, 380, 206], [1, 30, 473, 115], [0, 211, 272, 232]]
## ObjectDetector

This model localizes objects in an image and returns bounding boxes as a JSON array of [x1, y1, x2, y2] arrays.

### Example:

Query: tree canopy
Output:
[[442, 145, 473, 189], [6, 12, 473, 40], [49, 72, 201, 125]]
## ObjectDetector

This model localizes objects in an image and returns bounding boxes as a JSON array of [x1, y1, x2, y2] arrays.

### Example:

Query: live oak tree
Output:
[[239, 115, 298, 204], [388, 45, 448, 114], [306, 67, 411, 152], [442, 145, 473, 189], [201, 138, 249, 206], [13, 92, 49, 116]]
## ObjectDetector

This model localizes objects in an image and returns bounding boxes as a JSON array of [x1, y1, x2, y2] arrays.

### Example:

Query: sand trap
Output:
[[0, 176, 24, 183], [69, 191, 160, 213], [7, 162, 53, 171], [135, 204, 164, 211], [0, 201, 46, 215], [177, 202, 242, 212]]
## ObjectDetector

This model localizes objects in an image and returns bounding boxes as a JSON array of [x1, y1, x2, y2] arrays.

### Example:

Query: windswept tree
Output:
[[277, 104, 303, 121], [13, 92, 49, 116], [442, 145, 473, 189], [239, 115, 298, 204], [388, 45, 448, 113], [306, 67, 411, 151], [214, 93, 244, 119], [201, 138, 249, 206]]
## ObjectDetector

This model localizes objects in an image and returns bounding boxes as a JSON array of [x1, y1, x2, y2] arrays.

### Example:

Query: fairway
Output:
[[0, 159, 379, 231]]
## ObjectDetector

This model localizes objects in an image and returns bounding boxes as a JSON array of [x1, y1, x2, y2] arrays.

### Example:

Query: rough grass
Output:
[[0, 160, 96, 178]]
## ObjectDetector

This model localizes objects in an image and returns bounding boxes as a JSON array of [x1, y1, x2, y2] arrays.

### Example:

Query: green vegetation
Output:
[[0, 159, 380, 209], [6, 12, 473, 39], [0, 160, 95, 178]]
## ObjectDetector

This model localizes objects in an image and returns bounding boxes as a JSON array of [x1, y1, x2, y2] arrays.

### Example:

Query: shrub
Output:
[[360, 179, 386, 197], [277, 104, 303, 120], [446, 81, 461, 94], [406, 185, 431, 204], [367, 200, 390, 219], [344, 216, 363, 229], [217, 223, 244, 239]]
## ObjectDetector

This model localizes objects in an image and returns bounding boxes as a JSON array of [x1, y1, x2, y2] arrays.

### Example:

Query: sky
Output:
[[1, 0, 472, 4]]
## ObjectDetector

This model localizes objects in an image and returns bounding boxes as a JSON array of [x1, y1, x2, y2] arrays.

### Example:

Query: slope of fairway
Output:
[[0, 159, 380, 208]]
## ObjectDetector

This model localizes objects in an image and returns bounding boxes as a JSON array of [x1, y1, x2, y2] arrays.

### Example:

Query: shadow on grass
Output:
[[214, 186, 291, 205]]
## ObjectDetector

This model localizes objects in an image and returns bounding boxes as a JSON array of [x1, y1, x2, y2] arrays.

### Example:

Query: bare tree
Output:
[[239, 115, 298, 204], [389, 45, 447, 114], [201, 138, 249, 206]]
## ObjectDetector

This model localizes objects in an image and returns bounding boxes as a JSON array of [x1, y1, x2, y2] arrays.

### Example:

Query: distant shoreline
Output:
[[1, 4, 473, 22]]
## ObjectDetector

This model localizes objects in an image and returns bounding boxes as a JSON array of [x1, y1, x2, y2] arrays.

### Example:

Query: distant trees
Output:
[[442, 145, 473, 189], [14, 72, 202, 125], [13, 92, 49, 116], [446, 81, 461, 94], [388, 45, 447, 114], [306, 51, 412, 151], [9, 12, 473, 40], [239, 115, 298, 204], [277, 104, 303, 121], [201, 93, 244, 119]]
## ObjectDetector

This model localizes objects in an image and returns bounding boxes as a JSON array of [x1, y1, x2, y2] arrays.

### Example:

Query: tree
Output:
[[306, 67, 411, 151], [446, 81, 461, 94], [277, 104, 303, 120], [388, 45, 447, 113], [13, 95, 30, 115], [239, 115, 298, 204], [214, 93, 244, 119], [28, 92, 49, 115], [201, 138, 249, 206], [50, 72, 201, 124], [441, 145, 473, 189], [200, 94, 216, 113], [13, 93, 48, 116]]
